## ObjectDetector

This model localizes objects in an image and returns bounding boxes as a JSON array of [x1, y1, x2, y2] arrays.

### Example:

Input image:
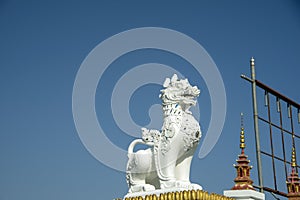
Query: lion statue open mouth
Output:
[[126, 74, 202, 195]]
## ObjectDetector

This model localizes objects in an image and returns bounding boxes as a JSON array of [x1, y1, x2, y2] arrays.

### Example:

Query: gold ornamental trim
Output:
[[122, 189, 234, 200]]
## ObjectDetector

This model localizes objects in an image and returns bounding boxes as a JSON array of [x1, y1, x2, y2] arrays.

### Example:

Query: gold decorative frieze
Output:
[[123, 190, 234, 200]]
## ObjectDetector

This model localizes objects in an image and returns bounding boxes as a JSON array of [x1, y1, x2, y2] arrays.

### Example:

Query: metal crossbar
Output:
[[241, 57, 300, 197]]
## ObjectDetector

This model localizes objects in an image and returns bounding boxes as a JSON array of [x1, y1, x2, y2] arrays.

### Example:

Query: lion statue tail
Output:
[[128, 139, 154, 155]]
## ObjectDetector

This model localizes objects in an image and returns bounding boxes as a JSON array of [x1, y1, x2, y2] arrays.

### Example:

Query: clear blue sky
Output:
[[0, 1, 299, 199]]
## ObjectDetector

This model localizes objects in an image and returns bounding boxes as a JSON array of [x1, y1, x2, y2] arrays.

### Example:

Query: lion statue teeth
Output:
[[126, 74, 202, 194]]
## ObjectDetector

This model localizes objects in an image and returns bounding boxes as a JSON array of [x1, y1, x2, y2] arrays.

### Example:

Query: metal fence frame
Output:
[[241, 57, 300, 197]]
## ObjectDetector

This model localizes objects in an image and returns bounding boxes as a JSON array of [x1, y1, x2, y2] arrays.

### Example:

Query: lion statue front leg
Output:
[[157, 124, 202, 190], [174, 146, 202, 190]]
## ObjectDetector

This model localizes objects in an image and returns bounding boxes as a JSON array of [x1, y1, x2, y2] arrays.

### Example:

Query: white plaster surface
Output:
[[223, 190, 265, 200]]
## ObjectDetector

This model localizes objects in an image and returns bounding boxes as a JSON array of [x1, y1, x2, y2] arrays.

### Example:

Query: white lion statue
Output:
[[126, 74, 202, 194]]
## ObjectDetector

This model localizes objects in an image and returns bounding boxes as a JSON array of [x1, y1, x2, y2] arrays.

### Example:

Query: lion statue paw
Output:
[[175, 181, 203, 190], [129, 184, 156, 193]]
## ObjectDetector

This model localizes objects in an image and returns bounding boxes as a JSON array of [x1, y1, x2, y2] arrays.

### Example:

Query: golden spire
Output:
[[292, 147, 296, 168], [240, 113, 245, 150]]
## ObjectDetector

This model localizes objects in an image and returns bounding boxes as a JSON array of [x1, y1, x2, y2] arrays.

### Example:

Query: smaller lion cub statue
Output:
[[126, 74, 202, 194]]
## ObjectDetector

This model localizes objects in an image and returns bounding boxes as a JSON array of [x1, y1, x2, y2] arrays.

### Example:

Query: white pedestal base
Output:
[[223, 190, 265, 200]]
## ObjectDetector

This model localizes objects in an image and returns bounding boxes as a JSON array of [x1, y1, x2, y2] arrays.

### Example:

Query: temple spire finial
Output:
[[292, 147, 297, 168], [240, 113, 245, 152]]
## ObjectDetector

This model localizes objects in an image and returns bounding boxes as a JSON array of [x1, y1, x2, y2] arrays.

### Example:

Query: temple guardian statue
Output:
[[125, 74, 202, 196]]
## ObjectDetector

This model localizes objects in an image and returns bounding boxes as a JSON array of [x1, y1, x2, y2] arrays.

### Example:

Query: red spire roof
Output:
[[287, 147, 300, 200]]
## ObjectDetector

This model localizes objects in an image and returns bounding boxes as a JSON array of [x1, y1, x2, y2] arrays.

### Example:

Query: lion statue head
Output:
[[159, 74, 200, 110]]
